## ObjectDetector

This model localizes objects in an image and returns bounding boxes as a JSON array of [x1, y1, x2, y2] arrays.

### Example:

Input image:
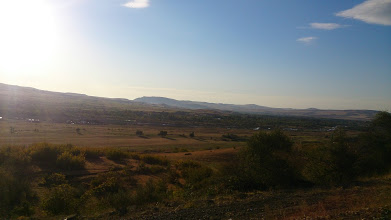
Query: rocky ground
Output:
[[94, 176, 391, 220]]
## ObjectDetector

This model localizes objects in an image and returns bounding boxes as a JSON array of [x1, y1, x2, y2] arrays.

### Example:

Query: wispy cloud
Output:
[[336, 0, 391, 26], [297, 36, 317, 44], [123, 0, 149, 9], [309, 22, 346, 30]]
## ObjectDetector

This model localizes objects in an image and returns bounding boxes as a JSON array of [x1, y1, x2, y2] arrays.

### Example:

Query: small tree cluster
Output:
[[158, 130, 168, 137], [136, 130, 143, 136]]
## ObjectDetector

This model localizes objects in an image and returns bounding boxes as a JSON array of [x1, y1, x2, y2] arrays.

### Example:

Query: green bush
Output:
[[136, 130, 144, 136], [133, 180, 169, 205], [44, 173, 67, 187], [354, 111, 391, 176], [175, 160, 201, 170], [29, 143, 62, 165], [106, 149, 129, 161], [106, 190, 132, 215], [303, 113, 391, 186], [0, 147, 34, 217], [173, 147, 188, 153], [41, 184, 79, 215], [175, 160, 213, 190], [0, 146, 30, 168], [89, 171, 136, 197], [84, 148, 103, 160], [0, 168, 34, 217], [137, 164, 166, 175], [141, 155, 169, 166], [224, 130, 298, 190], [158, 130, 168, 137], [129, 153, 141, 160], [56, 151, 86, 170], [91, 177, 120, 197], [222, 133, 243, 141], [303, 129, 356, 186]]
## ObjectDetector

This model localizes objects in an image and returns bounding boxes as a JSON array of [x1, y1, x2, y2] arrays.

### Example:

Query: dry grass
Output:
[[0, 120, 251, 150], [154, 147, 240, 163]]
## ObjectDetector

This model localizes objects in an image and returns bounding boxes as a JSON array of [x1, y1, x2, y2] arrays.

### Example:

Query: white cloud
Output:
[[310, 22, 345, 30], [336, 0, 391, 26], [297, 36, 317, 44], [123, 0, 149, 9]]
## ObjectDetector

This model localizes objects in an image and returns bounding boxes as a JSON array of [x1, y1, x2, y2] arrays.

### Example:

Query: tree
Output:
[[158, 131, 167, 137], [304, 128, 356, 186], [354, 111, 391, 175], [228, 130, 297, 190]]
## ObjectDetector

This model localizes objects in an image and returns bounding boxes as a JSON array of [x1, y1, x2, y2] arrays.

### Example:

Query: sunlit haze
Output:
[[1, 0, 390, 110]]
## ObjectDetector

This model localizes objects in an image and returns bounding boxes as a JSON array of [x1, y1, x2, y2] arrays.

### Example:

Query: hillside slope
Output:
[[0, 83, 163, 123], [0, 83, 378, 122], [135, 96, 378, 120]]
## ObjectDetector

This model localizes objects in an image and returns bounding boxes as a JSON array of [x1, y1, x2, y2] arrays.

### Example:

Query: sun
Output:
[[0, 0, 59, 73]]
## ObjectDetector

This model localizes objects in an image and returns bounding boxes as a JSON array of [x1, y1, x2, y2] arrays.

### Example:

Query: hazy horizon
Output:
[[0, 82, 384, 111], [1, 0, 390, 110]]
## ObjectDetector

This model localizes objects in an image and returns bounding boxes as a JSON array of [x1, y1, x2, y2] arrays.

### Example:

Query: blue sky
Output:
[[0, 0, 390, 110]]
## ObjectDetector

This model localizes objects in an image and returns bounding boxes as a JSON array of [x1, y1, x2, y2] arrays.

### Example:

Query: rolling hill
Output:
[[0, 83, 378, 123], [134, 96, 378, 120]]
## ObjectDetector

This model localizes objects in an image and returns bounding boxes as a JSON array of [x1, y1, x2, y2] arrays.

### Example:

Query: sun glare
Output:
[[0, 0, 59, 73]]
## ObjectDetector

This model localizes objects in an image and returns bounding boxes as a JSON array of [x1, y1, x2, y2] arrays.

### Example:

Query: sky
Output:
[[0, 0, 390, 110]]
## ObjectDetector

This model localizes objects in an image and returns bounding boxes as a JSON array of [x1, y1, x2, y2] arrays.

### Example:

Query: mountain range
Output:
[[0, 83, 378, 122], [134, 96, 377, 120]]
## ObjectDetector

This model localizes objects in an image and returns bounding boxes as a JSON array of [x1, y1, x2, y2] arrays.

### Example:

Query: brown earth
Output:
[[124, 177, 391, 220]]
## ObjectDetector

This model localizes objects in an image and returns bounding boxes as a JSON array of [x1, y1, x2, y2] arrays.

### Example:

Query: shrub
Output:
[[175, 160, 201, 169], [0, 146, 35, 217], [129, 153, 141, 160], [139, 165, 166, 175], [69, 147, 84, 156], [10, 201, 34, 217], [56, 151, 85, 170], [224, 130, 298, 190], [0, 168, 34, 217], [189, 132, 195, 138], [106, 190, 132, 215], [303, 129, 356, 186], [173, 147, 188, 153], [183, 166, 213, 188], [41, 184, 79, 215], [133, 180, 169, 205], [136, 162, 149, 174], [29, 143, 62, 165], [84, 148, 103, 160], [106, 149, 129, 161], [158, 130, 168, 137], [44, 173, 67, 187], [0, 146, 30, 169], [222, 133, 240, 141], [353, 111, 391, 176], [136, 130, 143, 136], [91, 177, 120, 197], [141, 155, 169, 166], [175, 160, 213, 189]]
